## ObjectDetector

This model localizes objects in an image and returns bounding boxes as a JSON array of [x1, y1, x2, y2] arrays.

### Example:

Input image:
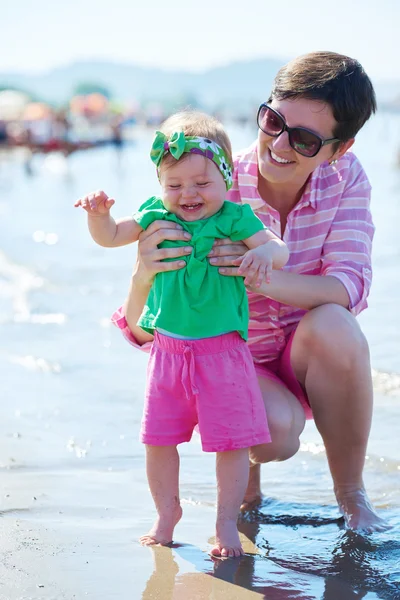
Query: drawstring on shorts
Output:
[[182, 345, 199, 401]]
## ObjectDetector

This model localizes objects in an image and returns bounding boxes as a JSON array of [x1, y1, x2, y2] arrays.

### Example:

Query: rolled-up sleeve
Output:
[[111, 306, 153, 353], [320, 165, 375, 315]]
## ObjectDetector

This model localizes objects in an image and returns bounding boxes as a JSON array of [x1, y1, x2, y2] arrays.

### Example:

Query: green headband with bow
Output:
[[150, 130, 233, 190]]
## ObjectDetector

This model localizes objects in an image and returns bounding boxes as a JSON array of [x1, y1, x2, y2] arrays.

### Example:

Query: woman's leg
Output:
[[242, 376, 306, 508], [140, 444, 183, 545], [211, 448, 250, 558], [290, 303, 389, 532]]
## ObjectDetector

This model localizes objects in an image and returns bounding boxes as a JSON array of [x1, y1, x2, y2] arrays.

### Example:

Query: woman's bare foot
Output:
[[240, 463, 264, 511], [335, 486, 391, 533], [140, 505, 183, 546], [210, 519, 244, 558]]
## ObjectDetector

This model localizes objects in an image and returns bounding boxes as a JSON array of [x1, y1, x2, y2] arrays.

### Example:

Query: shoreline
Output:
[[1, 396, 398, 599]]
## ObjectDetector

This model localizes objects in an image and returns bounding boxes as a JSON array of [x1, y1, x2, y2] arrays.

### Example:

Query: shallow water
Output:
[[0, 116, 399, 599]]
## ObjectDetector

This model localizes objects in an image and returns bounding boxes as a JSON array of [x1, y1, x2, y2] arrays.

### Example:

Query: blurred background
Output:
[[0, 1, 400, 599], [0, 0, 400, 159]]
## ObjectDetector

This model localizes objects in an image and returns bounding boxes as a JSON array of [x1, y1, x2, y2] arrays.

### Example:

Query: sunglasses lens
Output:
[[258, 106, 283, 136], [258, 105, 324, 157], [290, 129, 321, 157]]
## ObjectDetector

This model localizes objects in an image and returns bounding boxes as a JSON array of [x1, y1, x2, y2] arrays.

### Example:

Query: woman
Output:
[[113, 51, 389, 532]]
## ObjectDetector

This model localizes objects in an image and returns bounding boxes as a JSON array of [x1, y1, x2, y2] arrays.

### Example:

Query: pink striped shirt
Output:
[[112, 141, 374, 364], [226, 141, 374, 364]]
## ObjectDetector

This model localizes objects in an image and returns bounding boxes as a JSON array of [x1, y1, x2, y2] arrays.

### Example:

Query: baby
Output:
[[75, 110, 289, 557]]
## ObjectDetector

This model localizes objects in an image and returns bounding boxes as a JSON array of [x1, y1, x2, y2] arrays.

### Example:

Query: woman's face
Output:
[[257, 97, 352, 187]]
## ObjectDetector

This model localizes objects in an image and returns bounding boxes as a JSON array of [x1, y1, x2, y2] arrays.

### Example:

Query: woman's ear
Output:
[[330, 139, 355, 164]]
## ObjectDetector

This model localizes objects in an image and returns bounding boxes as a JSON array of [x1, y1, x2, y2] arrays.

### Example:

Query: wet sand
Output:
[[0, 459, 264, 599], [1, 389, 398, 599]]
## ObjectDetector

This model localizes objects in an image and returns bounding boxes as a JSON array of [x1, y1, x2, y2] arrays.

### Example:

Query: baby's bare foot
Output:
[[140, 505, 183, 546], [335, 486, 391, 533], [210, 519, 244, 558]]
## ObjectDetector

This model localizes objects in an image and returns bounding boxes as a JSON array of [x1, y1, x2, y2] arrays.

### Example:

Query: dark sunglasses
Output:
[[257, 103, 340, 158]]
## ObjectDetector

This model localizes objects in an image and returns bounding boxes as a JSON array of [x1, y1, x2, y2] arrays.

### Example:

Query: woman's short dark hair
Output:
[[269, 51, 377, 141]]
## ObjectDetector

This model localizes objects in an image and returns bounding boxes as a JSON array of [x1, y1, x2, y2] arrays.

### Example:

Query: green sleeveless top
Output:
[[134, 197, 265, 340]]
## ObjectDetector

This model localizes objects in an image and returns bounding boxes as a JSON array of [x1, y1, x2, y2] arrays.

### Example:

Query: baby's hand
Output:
[[235, 245, 273, 288], [74, 190, 115, 216]]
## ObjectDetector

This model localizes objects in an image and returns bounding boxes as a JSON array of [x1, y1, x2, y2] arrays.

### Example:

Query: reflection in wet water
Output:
[[141, 547, 180, 600], [235, 507, 400, 600], [140, 504, 400, 600]]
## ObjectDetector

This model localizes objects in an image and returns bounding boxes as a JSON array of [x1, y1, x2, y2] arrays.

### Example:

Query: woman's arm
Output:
[[124, 272, 154, 344], [209, 240, 350, 310], [241, 269, 350, 310], [121, 220, 193, 345]]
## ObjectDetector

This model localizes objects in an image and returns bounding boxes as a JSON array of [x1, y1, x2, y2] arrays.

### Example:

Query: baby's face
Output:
[[159, 154, 226, 221]]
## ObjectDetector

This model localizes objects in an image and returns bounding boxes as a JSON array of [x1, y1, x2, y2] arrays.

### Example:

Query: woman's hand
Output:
[[124, 220, 192, 344], [207, 238, 246, 276], [134, 220, 192, 286]]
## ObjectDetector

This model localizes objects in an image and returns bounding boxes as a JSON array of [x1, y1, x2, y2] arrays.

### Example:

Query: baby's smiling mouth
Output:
[[181, 203, 203, 210]]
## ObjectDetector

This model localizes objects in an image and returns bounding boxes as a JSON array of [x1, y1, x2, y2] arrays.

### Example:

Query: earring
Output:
[[329, 159, 338, 166]]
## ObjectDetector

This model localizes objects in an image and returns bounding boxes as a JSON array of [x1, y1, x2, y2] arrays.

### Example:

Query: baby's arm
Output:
[[236, 229, 289, 288], [75, 190, 143, 248]]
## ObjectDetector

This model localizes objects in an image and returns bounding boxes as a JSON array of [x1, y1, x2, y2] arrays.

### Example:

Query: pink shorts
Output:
[[254, 328, 313, 421], [141, 331, 271, 452]]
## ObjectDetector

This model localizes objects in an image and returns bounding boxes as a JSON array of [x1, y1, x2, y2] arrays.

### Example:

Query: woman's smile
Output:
[[268, 148, 295, 166]]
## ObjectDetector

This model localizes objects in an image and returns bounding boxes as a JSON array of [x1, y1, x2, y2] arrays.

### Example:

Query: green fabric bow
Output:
[[150, 130, 186, 167], [149, 130, 233, 190]]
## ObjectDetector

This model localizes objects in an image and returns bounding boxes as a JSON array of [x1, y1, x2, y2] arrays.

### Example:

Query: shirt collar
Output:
[[238, 142, 334, 212], [294, 167, 319, 211]]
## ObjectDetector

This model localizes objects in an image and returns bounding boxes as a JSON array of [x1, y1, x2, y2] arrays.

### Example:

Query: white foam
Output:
[[0, 250, 65, 325], [9, 354, 61, 373], [372, 368, 400, 396], [0, 250, 44, 322]]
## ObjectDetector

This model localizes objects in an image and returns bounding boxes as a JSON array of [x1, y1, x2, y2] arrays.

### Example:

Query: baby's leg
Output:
[[140, 444, 182, 546], [211, 448, 250, 558]]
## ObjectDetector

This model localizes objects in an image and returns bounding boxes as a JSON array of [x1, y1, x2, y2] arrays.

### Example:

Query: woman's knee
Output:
[[249, 435, 301, 464], [296, 304, 370, 369], [249, 396, 305, 463], [252, 375, 305, 463]]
